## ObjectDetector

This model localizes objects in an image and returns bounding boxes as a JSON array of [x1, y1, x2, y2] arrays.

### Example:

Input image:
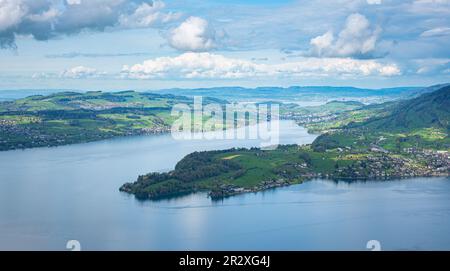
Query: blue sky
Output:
[[0, 0, 449, 90]]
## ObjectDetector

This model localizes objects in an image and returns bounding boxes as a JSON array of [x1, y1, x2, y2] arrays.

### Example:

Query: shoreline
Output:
[[123, 174, 450, 202], [208, 174, 450, 200], [120, 140, 450, 201], [0, 119, 305, 152], [0, 128, 172, 153]]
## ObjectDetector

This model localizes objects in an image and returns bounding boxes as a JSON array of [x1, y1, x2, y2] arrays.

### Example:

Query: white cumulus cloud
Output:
[[0, 0, 27, 32], [168, 16, 215, 52], [309, 13, 381, 58], [121, 52, 400, 80], [310, 31, 334, 57]]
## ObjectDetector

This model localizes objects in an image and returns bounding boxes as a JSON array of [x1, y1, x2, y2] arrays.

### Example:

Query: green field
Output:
[[120, 142, 448, 200], [0, 91, 228, 151], [0, 91, 376, 151], [313, 86, 450, 152]]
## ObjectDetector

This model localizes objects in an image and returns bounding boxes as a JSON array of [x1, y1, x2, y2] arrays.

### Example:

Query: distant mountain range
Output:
[[0, 85, 445, 105], [157, 86, 416, 101], [2, 84, 448, 104]]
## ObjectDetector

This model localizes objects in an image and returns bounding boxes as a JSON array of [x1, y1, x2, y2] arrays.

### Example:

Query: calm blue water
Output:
[[0, 121, 449, 250]]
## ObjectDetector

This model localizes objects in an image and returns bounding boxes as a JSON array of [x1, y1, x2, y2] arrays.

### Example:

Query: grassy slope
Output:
[[280, 100, 365, 116], [120, 145, 343, 199], [0, 91, 226, 151], [0, 92, 372, 151], [313, 86, 450, 152], [121, 141, 445, 200]]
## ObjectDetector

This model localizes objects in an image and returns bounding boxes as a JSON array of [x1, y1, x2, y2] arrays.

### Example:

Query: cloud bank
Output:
[[121, 52, 400, 80]]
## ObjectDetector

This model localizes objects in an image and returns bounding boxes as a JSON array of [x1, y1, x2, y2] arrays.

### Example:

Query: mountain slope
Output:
[[313, 85, 450, 152], [360, 85, 450, 131]]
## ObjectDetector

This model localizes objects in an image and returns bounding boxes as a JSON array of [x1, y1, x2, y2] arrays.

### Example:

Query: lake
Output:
[[0, 120, 449, 250]]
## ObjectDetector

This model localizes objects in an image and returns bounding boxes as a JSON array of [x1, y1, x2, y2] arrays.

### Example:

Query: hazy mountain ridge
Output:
[[156, 86, 423, 102], [1, 85, 439, 104]]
